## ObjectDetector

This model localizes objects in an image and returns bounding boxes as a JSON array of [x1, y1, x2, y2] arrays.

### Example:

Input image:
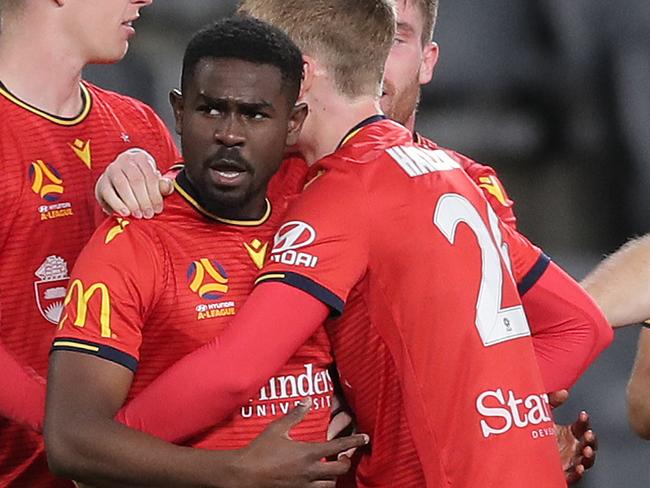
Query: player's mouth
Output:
[[121, 17, 138, 37], [208, 160, 250, 187]]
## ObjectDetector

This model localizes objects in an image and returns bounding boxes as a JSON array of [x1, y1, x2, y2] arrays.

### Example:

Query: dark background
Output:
[[85, 1, 650, 485]]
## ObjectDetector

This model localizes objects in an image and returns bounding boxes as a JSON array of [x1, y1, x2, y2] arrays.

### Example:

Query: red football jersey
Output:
[[0, 81, 178, 487], [52, 168, 333, 449], [415, 132, 518, 229], [258, 117, 565, 487]]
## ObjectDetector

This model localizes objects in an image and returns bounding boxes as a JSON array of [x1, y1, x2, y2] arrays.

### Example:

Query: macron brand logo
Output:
[[387, 146, 460, 177], [270, 221, 318, 268], [476, 388, 555, 440]]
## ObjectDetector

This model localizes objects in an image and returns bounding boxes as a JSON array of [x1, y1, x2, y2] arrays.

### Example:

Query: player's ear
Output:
[[419, 42, 439, 86], [299, 55, 316, 100], [169, 89, 184, 136], [286, 102, 308, 147]]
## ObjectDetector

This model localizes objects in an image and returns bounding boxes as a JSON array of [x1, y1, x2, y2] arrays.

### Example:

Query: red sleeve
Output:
[[52, 217, 162, 372], [0, 339, 45, 432], [498, 222, 613, 390], [116, 282, 329, 442], [521, 261, 613, 392], [256, 166, 369, 314]]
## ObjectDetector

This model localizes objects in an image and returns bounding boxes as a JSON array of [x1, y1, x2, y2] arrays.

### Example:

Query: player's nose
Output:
[[213, 116, 246, 148]]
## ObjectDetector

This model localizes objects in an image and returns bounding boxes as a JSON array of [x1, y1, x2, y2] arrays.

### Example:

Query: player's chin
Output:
[[207, 187, 252, 212]]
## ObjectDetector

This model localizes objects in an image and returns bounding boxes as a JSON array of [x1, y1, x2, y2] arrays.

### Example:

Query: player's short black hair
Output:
[[181, 16, 304, 105]]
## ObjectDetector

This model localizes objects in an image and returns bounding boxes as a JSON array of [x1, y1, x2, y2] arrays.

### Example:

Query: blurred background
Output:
[[85, 1, 650, 485]]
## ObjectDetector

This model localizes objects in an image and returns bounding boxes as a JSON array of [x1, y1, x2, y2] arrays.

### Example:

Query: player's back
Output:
[[316, 121, 565, 486]]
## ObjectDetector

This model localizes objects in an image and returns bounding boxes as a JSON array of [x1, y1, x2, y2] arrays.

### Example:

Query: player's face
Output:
[[381, 0, 438, 126], [173, 58, 307, 219], [65, 0, 153, 63]]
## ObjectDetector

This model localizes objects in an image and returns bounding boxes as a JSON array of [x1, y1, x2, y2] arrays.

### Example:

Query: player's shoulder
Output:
[[84, 82, 161, 122], [415, 132, 502, 177], [89, 213, 166, 258]]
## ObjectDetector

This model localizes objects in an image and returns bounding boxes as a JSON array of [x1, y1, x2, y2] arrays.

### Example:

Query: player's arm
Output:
[[117, 282, 331, 442], [627, 327, 650, 438], [117, 169, 368, 443], [581, 235, 650, 328], [48, 346, 361, 487], [502, 224, 613, 392], [0, 335, 46, 431]]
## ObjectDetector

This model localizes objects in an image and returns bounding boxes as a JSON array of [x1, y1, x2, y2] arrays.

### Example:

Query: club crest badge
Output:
[[34, 256, 69, 324]]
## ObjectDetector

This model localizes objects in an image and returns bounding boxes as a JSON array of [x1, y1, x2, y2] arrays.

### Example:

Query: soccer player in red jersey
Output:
[[0, 0, 183, 485], [99, 1, 610, 487], [45, 17, 367, 487], [382, 1, 601, 480]]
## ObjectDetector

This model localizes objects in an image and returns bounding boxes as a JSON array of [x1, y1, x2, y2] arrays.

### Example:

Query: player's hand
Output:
[[235, 398, 369, 488], [555, 411, 598, 485], [95, 148, 173, 219], [327, 394, 357, 460]]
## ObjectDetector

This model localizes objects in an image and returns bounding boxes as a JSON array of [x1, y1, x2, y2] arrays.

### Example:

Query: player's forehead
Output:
[[190, 58, 286, 105], [396, 0, 427, 36]]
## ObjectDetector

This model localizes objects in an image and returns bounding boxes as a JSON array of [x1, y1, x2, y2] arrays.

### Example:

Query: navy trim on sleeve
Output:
[[51, 337, 138, 372], [517, 254, 551, 297], [256, 271, 345, 315]]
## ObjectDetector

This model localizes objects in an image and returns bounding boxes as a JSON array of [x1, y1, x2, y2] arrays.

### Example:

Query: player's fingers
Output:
[[309, 481, 337, 488], [310, 456, 352, 478], [579, 429, 598, 452], [159, 177, 175, 198], [266, 398, 312, 437], [95, 173, 130, 216], [570, 411, 590, 439], [586, 429, 598, 451], [581, 446, 595, 469], [327, 410, 354, 440], [138, 157, 165, 216], [337, 446, 358, 460], [106, 167, 143, 218], [120, 161, 154, 219], [314, 433, 369, 459], [566, 464, 585, 485], [548, 389, 569, 408]]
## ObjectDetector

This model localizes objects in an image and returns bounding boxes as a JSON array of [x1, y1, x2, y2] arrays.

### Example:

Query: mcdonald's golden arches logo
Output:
[[59, 279, 112, 338]]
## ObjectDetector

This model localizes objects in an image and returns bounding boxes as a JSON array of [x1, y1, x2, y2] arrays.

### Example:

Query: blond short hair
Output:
[[238, 0, 397, 98], [410, 0, 438, 44]]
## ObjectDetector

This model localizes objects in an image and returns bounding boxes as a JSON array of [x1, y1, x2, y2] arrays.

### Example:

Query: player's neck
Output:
[[0, 21, 86, 117], [298, 92, 383, 165], [405, 112, 416, 132]]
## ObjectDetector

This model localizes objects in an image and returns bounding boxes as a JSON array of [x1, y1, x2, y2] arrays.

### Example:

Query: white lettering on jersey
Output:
[[476, 388, 553, 438], [240, 364, 334, 419], [387, 146, 460, 177]]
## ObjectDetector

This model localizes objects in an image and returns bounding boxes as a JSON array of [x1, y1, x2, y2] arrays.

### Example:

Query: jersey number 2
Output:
[[434, 193, 531, 346]]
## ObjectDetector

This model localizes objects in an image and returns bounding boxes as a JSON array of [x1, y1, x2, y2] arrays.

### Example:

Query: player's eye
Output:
[[198, 105, 222, 117], [244, 110, 268, 120]]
